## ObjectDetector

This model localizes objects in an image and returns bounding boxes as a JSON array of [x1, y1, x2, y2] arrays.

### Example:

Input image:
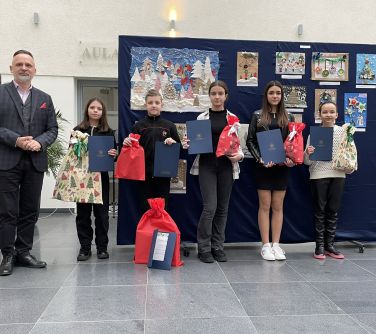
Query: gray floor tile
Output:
[[146, 283, 247, 319], [0, 265, 75, 289], [251, 314, 368, 334], [287, 259, 375, 282], [312, 281, 376, 314], [39, 286, 146, 322], [351, 314, 376, 333], [231, 282, 343, 316], [220, 260, 304, 283], [30, 320, 144, 334], [35, 234, 80, 249], [224, 245, 263, 261], [0, 288, 58, 324], [339, 244, 376, 260], [148, 261, 227, 284], [0, 324, 34, 334], [63, 262, 147, 286], [145, 317, 257, 334], [351, 260, 376, 276], [32, 247, 81, 265]]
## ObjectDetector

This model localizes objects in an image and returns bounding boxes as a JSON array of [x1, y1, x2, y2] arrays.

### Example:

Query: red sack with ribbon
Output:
[[284, 122, 306, 164], [134, 198, 184, 266], [115, 133, 145, 180], [216, 114, 241, 157]]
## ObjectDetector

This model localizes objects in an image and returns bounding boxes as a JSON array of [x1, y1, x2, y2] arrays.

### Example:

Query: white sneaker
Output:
[[272, 243, 286, 260], [261, 243, 275, 261]]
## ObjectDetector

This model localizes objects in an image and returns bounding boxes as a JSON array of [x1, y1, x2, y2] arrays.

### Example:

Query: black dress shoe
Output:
[[97, 251, 109, 259], [211, 248, 227, 262], [15, 254, 46, 268], [198, 251, 215, 263], [0, 254, 14, 276], [77, 249, 92, 261]]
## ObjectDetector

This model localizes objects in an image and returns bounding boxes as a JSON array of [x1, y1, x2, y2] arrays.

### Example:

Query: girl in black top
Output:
[[74, 98, 117, 261], [246, 81, 294, 261]]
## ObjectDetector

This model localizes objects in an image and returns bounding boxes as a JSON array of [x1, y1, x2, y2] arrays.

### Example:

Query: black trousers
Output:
[[76, 172, 110, 252], [197, 158, 233, 253], [0, 155, 44, 256], [310, 177, 345, 246], [138, 176, 171, 214]]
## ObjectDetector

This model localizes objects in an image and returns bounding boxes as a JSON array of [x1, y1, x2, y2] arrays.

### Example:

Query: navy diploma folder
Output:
[[186, 119, 213, 154], [256, 129, 286, 164], [88, 136, 114, 172], [147, 229, 177, 270], [153, 142, 180, 178], [309, 126, 333, 161]]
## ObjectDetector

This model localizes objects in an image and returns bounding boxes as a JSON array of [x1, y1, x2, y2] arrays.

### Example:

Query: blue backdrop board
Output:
[[118, 35, 376, 245]]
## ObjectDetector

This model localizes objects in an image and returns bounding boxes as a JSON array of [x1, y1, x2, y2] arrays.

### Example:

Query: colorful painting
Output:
[[314, 89, 337, 123], [130, 47, 220, 112], [175, 123, 187, 142], [344, 93, 367, 130], [356, 54, 376, 85], [311, 52, 349, 81], [237, 52, 258, 86], [283, 86, 307, 108], [170, 160, 187, 194], [275, 52, 305, 75]]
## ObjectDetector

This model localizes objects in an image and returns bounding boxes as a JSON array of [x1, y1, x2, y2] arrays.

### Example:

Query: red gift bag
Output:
[[284, 122, 306, 164], [216, 114, 241, 157], [115, 133, 145, 180], [134, 198, 184, 267]]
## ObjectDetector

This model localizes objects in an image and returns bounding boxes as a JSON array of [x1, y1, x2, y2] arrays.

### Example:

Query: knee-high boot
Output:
[[314, 212, 325, 255], [324, 213, 344, 258]]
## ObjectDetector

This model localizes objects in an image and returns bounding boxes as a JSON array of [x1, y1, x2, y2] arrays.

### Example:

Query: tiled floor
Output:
[[1, 213, 376, 334]]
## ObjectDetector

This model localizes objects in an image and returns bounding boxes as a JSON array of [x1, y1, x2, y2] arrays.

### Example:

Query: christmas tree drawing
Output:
[[87, 176, 94, 189], [70, 176, 77, 188], [163, 81, 177, 100], [359, 58, 375, 81]]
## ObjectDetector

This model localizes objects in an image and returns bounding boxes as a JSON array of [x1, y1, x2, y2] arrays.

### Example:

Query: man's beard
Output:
[[16, 74, 32, 83]]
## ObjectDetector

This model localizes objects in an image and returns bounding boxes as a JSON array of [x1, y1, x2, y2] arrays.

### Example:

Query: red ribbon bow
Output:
[[40, 102, 47, 109]]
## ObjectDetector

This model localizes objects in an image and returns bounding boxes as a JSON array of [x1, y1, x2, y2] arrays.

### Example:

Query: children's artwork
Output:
[[238, 124, 252, 158], [130, 47, 220, 112], [314, 89, 337, 124], [292, 113, 303, 123], [236, 52, 258, 86], [283, 86, 307, 108], [275, 52, 305, 75], [311, 52, 349, 81], [170, 160, 187, 194], [344, 93, 367, 131], [356, 54, 376, 85]]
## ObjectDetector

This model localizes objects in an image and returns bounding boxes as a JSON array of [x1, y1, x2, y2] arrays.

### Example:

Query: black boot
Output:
[[313, 213, 326, 259], [324, 213, 344, 259], [0, 254, 14, 276]]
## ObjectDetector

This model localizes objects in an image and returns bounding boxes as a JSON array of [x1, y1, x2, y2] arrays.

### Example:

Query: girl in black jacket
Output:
[[74, 98, 117, 261]]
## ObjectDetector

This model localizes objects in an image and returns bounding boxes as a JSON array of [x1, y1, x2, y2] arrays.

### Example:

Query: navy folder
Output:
[[186, 119, 213, 154], [153, 142, 180, 178], [309, 126, 333, 161], [256, 129, 286, 164], [88, 136, 114, 172], [147, 229, 177, 270]]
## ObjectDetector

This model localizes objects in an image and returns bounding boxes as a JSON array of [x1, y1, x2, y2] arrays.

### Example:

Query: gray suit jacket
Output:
[[0, 82, 58, 172]]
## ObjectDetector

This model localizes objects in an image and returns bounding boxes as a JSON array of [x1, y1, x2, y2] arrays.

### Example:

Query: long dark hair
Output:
[[259, 80, 288, 128], [78, 97, 111, 132], [208, 80, 229, 101]]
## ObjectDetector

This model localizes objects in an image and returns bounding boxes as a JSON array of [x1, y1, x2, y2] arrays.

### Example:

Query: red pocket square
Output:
[[40, 102, 47, 109]]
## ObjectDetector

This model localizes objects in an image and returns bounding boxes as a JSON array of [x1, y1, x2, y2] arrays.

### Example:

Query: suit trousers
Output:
[[197, 159, 233, 253], [0, 154, 44, 255], [76, 172, 110, 252]]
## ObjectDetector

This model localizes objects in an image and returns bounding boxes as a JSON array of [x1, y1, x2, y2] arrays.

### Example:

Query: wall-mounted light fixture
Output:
[[297, 23, 303, 36], [33, 12, 39, 25], [168, 8, 177, 37]]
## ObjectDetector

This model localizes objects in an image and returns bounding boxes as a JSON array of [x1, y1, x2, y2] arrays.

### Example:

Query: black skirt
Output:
[[253, 163, 289, 191]]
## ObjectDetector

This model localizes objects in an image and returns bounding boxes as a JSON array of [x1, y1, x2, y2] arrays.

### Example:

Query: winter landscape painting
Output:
[[130, 47, 220, 112]]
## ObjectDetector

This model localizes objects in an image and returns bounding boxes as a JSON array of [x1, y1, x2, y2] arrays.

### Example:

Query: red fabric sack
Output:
[[115, 133, 145, 180], [134, 198, 184, 266], [216, 114, 241, 157], [284, 122, 306, 164]]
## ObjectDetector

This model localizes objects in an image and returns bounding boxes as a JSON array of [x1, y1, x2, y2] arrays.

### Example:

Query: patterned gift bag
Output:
[[52, 130, 103, 204], [332, 123, 358, 172]]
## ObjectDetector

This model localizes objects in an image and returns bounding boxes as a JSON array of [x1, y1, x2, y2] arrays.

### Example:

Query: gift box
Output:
[[115, 133, 145, 180], [284, 122, 306, 164], [134, 198, 183, 267]]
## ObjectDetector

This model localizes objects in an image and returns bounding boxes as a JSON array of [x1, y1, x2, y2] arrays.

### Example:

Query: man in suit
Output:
[[0, 50, 58, 276]]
